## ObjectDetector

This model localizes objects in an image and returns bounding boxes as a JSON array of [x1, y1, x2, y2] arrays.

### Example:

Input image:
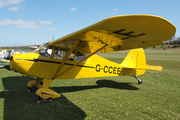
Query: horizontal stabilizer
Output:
[[146, 65, 163, 71], [135, 65, 163, 71]]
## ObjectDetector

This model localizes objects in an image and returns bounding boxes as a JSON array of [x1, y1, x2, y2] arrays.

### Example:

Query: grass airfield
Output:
[[0, 48, 180, 120]]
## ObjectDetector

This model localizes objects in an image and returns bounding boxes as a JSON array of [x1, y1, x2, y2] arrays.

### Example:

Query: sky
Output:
[[0, 0, 180, 47]]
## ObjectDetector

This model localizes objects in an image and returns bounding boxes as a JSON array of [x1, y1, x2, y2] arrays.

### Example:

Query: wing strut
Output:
[[53, 40, 79, 78], [54, 44, 108, 79]]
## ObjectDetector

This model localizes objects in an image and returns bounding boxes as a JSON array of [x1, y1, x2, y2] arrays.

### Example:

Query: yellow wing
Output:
[[49, 15, 176, 54]]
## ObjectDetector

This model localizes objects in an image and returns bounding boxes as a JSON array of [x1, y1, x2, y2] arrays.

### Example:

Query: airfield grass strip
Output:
[[0, 49, 179, 119]]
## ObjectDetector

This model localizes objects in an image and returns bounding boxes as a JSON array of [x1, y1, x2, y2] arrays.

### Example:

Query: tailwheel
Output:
[[138, 80, 143, 84], [134, 76, 143, 84], [37, 96, 52, 103]]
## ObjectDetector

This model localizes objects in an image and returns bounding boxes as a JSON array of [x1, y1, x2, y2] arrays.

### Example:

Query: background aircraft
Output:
[[0, 50, 9, 68], [0, 49, 27, 68], [9, 15, 176, 103]]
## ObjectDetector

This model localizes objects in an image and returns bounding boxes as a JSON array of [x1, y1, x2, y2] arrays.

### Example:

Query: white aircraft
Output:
[[0, 49, 27, 68]]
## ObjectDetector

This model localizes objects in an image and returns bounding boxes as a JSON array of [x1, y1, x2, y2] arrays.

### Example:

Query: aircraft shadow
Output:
[[3, 65, 13, 71], [0, 76, 86, 120], [53, 79, 139, 93], [0, 77, 139, 120]]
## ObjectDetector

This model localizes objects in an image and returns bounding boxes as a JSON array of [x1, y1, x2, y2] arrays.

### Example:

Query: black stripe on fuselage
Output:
[[24, 59, 95, 69]]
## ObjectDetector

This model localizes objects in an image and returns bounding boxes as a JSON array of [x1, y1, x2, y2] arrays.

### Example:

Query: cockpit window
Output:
[[34, 42, 49, 52], [34, 42, 52, 57], [34, 42, 85, 61], [52, 49, 85, 61], [52, 49, 75, 60]]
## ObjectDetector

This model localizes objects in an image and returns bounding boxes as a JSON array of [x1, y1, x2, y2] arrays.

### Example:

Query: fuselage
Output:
[[10, 52, 129, 79]]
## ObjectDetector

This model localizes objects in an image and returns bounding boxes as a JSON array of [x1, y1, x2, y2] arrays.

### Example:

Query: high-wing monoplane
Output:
[[10, 15, 176, 103]]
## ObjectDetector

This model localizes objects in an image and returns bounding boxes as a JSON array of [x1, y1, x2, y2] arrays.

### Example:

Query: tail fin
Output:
[[120, 48, 162, 76]]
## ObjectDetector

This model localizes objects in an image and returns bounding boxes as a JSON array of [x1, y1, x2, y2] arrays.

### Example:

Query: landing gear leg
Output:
[[134, 76, 143, 84], [36, 79, 61, 103], [27, 78, 43, 92]]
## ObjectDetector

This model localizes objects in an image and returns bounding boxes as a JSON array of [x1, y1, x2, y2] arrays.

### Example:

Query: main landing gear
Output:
[[37, 95, 52, 103], [27, 80, 43, 92], [27, 79, 61, 103], [134, 76, 143, 84]]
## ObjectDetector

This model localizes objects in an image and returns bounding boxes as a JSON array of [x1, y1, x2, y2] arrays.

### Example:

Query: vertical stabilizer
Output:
[[120, 48, 162, 76], [120, 48, 146, 76]]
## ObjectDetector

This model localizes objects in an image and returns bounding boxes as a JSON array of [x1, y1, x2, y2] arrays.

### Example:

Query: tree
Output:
[[165, 35, 176, 44], [169, 35, 176, 44]]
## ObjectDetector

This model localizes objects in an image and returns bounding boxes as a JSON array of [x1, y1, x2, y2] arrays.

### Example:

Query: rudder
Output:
[[120, 48, 146, 76], [120, 48, 162, 76]]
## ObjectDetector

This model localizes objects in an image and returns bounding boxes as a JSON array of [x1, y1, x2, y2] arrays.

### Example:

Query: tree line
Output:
[[167, 35, 180, 44], [0, 46, 31, 49]]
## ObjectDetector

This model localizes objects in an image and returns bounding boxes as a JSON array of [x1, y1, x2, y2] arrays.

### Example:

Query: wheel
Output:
[[28, 86, 38, 92], [138, 80, 143, 84]]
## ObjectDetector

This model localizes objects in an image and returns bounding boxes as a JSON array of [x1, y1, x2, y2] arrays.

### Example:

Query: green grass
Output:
[[0, 49, 180, 120]]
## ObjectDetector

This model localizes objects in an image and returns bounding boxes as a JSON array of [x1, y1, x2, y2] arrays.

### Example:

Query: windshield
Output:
[[34, 42, 49, 52], [34, 42, 52, 57]]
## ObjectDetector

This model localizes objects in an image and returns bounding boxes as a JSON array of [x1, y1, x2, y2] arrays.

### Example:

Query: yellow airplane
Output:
[[10, 15, 176, 103]]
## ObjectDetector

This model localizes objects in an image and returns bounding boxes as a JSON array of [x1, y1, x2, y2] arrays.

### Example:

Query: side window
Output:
[[53, 49, 85, 61], [53, 49, 65, 60], [54, 50, 62, 59], [53, 50, 74, 61]]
